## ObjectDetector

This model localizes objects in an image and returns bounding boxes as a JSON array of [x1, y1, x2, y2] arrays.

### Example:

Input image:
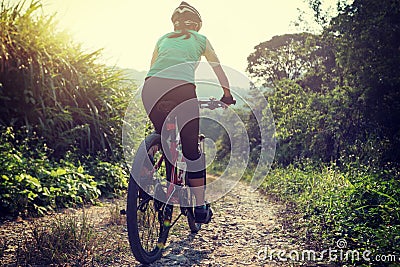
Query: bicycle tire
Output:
[[179, 186, 201, 234], [127, 133, 171, 264], [187, 190, 201, 233]]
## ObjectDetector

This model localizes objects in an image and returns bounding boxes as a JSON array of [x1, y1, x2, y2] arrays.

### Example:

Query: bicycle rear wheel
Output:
[[186, 189, 201, 233], [127, 134, 171, 264]]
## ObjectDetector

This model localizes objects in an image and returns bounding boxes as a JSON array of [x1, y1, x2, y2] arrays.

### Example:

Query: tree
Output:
[[324, 0, 400, 163], [247, 33, 320, 88], [246, 0, 400, 166]]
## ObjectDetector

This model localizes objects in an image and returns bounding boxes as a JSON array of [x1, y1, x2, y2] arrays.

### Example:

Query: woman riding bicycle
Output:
[[141, 1, 235, 224]]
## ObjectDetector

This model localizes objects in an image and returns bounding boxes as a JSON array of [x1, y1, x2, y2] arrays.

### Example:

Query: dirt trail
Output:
[[0, 181, 303, 267], [149, 181, 301, 267]]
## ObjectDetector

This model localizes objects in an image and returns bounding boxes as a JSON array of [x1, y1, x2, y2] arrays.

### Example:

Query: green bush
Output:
[[89, 161, 128, 198], [0, 127, 101, 216], [328, 167, 400, 256]]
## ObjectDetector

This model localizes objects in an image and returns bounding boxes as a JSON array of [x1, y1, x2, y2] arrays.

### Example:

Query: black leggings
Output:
[[141, 76, 204, 179]]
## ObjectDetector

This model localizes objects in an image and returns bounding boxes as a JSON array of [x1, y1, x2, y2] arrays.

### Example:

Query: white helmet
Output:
[[171, 2, 202, 31]]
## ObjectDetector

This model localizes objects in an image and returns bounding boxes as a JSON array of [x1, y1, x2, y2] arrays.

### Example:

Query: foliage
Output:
[[89, 161, 128, 198], [325, 0, 400, 163], [0, 1, 132, 158], [0, 126, 128, 217], [265, 79, 378, 166], [246, 0, 400, 168], [0, 1, 135, 217], [247, 33, 319, 88], [263, 164, 400, 265], [0, 127, 101, 216]]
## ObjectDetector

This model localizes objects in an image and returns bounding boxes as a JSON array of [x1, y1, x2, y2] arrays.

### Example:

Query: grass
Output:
[[1, 0, 134, 218], [257, 163, 400, 266], [15, 210, 97, 265], [107, 201, 126, 226], [0, 200, 136, 266]]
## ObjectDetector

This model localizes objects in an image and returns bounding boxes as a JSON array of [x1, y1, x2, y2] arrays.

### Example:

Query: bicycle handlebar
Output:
[[198, 97, 236, 110]]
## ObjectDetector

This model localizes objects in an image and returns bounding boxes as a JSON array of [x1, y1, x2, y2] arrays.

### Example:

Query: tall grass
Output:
[[0, 0, 132, 157]]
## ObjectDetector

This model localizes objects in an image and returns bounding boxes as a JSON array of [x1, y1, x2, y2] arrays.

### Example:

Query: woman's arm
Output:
[[212, 65, 231, 97], [203, 39, 232, 97], [150, 46, 159, 68]]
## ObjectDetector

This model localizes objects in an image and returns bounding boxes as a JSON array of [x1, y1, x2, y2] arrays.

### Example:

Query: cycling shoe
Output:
[[194, 203, 213, 224]]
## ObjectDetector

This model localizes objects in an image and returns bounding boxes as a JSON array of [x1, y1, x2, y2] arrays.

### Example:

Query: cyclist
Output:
[[141, 1, 235, 223]]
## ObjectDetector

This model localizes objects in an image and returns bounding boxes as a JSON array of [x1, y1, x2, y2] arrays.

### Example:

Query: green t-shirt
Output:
[[147, 30, 207, 83]]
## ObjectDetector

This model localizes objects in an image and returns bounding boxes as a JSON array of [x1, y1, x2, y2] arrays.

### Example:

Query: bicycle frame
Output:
[[154, 98, 227, 196], [144, 99, 227, 213], [163, 114, 188, 205]]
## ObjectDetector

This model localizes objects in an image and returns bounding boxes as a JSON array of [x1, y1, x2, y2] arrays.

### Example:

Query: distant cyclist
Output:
[[141, 1, 235, 223]]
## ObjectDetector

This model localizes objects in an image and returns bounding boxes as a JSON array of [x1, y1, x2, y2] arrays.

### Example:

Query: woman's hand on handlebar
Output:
[[220, 94, 236, 106]]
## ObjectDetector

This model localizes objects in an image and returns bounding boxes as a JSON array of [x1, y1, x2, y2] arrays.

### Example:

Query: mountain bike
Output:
[[126, 97, 231, 264]]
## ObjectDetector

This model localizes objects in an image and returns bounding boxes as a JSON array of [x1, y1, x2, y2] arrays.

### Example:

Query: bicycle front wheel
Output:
[[127, 134, 170, 264]]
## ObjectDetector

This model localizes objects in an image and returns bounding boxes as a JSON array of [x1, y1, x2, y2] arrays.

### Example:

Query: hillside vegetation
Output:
[[0, 1, 135, 216]]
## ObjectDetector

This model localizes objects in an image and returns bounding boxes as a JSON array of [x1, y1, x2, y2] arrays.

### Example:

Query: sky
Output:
[[8, 0, 337, 72]]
